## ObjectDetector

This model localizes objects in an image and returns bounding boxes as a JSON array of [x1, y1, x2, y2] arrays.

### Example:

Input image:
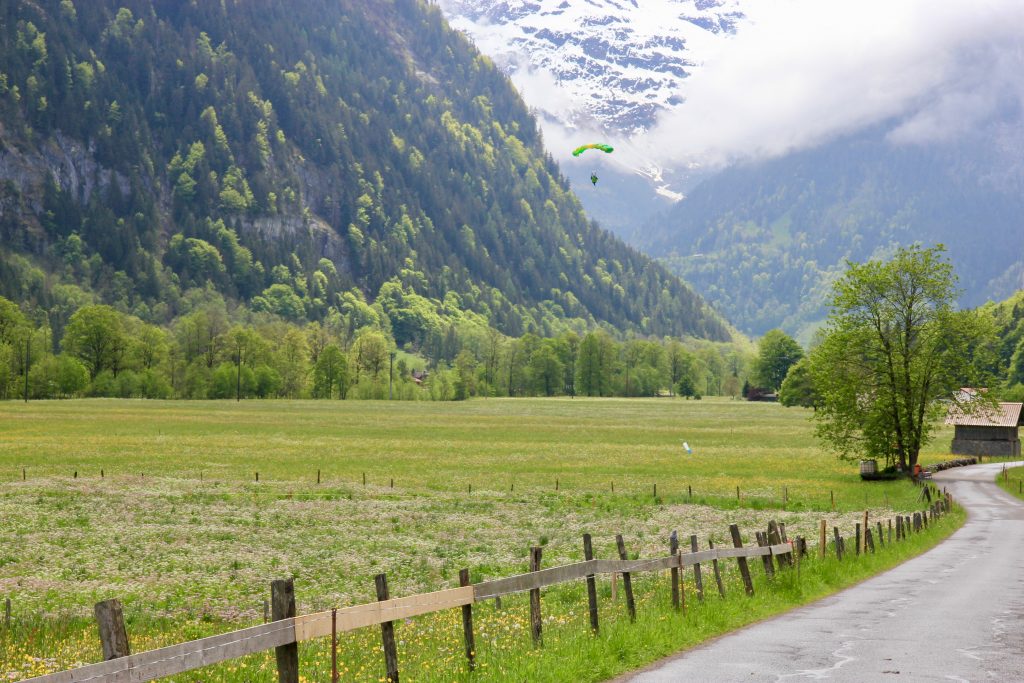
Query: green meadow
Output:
[[0, 397, 955, 502], [997, 464, 1024, 501], [0, 398, 961, 681]]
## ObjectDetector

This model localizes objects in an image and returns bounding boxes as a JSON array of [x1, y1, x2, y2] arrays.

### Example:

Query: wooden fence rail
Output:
[[22, 496, 953, 683]]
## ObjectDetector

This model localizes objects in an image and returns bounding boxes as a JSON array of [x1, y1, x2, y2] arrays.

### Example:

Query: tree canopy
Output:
[[752, 329, 803, 392], [808, 244, 995, 471]]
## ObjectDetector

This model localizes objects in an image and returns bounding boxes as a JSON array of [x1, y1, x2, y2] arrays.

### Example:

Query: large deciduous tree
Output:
[[809, 245, 994, 472], [62, 305, 127, 380], [752, 329, 803, 392]]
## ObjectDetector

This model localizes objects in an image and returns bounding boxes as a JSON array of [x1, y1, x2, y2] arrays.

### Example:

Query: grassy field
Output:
[[0, 397, 961, 680], [996, 464, 1024, 501]]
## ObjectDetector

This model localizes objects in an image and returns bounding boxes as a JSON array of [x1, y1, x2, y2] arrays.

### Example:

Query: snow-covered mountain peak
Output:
[[438, 0, 743, 134]]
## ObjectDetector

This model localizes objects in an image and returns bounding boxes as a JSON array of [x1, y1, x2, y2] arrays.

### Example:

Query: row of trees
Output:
[[0, 292, 753, 402], [6, 242, 1018, 482]]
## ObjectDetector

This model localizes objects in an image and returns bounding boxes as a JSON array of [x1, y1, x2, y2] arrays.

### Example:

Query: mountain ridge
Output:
[[0, 0, 730, 344]]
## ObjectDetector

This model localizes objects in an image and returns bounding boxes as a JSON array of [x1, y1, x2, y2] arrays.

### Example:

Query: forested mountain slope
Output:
[[632, 130, 1024, 338], [0, 0, 729, 346]]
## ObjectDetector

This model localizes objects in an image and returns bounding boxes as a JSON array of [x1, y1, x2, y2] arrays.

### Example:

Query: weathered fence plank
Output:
[[25, 620, 297, 683], [295, 587, 473, 640]]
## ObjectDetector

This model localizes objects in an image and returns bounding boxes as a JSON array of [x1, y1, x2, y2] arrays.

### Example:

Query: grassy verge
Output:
[[1, 507, 963, 682], [996, 464, 1024, 501]]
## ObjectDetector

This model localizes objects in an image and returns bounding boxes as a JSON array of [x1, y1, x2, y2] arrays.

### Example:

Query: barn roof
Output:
[[945, 401, 1023, 427]]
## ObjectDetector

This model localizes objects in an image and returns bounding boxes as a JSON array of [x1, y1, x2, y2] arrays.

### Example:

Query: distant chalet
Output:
[[946, 401, 1022, 457]]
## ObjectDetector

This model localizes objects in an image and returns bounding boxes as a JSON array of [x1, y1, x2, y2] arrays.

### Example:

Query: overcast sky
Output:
[[641, 0, 1024, 169]]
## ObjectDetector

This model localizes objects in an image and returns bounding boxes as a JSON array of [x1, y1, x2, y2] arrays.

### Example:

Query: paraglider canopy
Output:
[[572, 143, 614, 157]]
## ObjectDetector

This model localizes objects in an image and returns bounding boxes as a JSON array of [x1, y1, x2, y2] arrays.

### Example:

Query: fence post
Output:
[[689, 535, 705, 602], [728, 524, 754, 596], [833, 527, 843, 560], [529, 546, 543, 646], [669, 531, 680, 611], [769, 520, 791, 568], [862, 511, 869, 554], [615, 534, 637, 621], [865, 527, 875, 553], [375, 573, 400, 682], [583, 534, 600, 632], [459, 569, 475, 671], [855, 524, 861, 556], [331, 609, 339, 683], [708, 538, 726, 598], [819, 519, 827, 559], [888, 519, 893, 544], [755, 531, 774, 578], [4, 597, 10, 627], [94, 599, 130, 661], [770, 520, 786, 569], [876, 522, 885, 548], [271, 579, 299, 683]]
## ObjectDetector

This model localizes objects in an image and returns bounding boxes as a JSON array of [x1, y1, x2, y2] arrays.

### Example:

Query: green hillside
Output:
[[0, 0, 729, 346], [633, 130, 1024, 339]]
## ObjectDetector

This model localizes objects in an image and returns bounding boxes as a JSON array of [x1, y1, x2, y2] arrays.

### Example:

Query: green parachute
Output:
[[571, 143, 614, 157]]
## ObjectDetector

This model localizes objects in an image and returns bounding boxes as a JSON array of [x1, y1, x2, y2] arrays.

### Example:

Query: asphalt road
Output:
[[620, 462, 1024, 682]]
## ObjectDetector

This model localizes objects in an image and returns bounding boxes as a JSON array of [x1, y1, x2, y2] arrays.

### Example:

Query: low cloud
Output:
[[642, 0, 1024, 169]]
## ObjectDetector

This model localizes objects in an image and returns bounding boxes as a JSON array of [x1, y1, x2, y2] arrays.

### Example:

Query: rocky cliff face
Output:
[[0, 123, 347, 268]]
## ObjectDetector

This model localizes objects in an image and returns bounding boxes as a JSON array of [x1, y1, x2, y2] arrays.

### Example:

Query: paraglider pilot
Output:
[[590, 172, 598, 186]]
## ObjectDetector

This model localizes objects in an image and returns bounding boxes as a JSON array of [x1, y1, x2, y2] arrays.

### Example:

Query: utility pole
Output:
[[389, 351, 396, 400], [235, 341, 242, 402], [24, 336, 30, 403]]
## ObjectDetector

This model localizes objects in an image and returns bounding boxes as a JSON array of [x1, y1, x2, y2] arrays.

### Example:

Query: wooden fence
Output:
[[20, 494, 954, 683]]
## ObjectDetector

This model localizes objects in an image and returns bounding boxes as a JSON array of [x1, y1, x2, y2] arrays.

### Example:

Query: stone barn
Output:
[[946, 401, 1022, 457]]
